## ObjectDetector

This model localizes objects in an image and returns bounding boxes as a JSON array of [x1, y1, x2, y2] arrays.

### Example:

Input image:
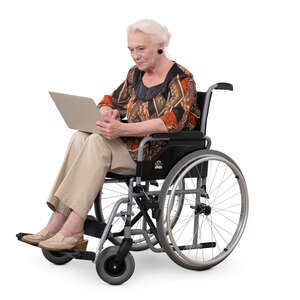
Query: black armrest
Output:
[[151, 131, 204, 141], [215, 82, 233, 91]]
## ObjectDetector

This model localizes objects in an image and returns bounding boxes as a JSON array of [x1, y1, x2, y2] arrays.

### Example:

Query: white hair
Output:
[[127, 19, 171, 47]]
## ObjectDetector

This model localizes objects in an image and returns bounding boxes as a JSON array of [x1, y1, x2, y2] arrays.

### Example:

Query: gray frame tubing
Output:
[[94, 196, 129, 262], [200, 83, 233, 135]]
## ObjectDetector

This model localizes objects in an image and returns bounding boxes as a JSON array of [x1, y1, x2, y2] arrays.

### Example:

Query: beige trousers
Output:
[[46, 131, 136, 219]]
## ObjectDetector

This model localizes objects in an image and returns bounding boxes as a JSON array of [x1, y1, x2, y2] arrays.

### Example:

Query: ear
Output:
[[159, 42, 165, 50]]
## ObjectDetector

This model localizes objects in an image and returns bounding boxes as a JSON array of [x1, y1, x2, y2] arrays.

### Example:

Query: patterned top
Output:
[[97, 61, 200, 161]]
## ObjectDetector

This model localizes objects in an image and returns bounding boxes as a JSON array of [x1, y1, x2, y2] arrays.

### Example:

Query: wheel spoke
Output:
[[205, 215, 222, 255], [212, 206, 241, 215], [210, 165, 228, 205], [209, 172, 233, 196], [213, 193, 240, 208], [101, 195, 127, 201], [114, 183, 129, 192], [172, 213, 194, 240], [211, 182, 238, 205], [209, 218, 234, 236], [215, 211, 238, 226], [206, 216, 229, 245], [208, 161, 220, 194], [102, 201, 117, 210], [102, 187, 128, 195]]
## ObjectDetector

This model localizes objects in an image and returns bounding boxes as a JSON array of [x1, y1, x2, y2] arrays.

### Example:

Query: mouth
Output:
[[136, 62, 144, 66]]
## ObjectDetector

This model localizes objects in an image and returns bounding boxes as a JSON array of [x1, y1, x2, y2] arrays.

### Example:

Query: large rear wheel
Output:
[[157, 150, 248, 270]]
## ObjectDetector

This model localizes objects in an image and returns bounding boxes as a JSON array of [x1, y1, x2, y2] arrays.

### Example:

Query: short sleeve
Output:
[[97, 94, 114, 109], [160, 75, 197, 133]]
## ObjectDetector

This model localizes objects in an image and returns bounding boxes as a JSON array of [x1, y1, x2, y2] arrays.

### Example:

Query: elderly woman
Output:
[[22, 19, 200, 251]]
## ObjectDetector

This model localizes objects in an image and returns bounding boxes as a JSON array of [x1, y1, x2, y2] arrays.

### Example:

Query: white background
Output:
[[1, 0, 299, 298]]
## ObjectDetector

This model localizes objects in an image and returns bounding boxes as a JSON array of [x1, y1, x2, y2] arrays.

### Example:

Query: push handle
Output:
[[215, 82, 233, 91]]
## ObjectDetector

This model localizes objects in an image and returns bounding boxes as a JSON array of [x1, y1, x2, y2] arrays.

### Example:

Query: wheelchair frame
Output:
[[17, 82, 249, 285]]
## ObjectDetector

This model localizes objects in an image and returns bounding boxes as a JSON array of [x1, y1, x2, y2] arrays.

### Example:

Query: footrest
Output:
[[16, 232, 30, 241], [59, 250, 96, 261], [83, 215, 107, 238], [17, 232, 96, 261], [16, 232, 40, 247]]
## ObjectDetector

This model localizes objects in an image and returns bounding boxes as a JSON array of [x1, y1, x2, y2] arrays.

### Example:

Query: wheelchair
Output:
[[17, 82, 249, 285]]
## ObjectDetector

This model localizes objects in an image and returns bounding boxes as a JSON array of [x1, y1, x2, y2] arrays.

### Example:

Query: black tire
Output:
[[95, 246, 135, 285], [157, 149, 249, 271], [41, 249, 73, 265]]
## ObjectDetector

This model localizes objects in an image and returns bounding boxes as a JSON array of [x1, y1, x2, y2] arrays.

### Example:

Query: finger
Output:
[[96, 121, 108, 127], [96, 125, 108, 135], [113, 110, 120, 120], [102, 115, 113, 123], [95, 125, 103, 134], [102, 116, 111, 122], [112, 110, 118, 118], [101, 111, 112, 121]]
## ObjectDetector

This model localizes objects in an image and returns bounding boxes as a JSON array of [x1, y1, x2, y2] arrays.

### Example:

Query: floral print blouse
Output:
[[97, 61, 200, 161]]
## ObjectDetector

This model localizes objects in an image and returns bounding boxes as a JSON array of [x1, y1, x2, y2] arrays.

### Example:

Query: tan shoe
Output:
[[38, 232, 88, 251], [21, 229, 56, 246]]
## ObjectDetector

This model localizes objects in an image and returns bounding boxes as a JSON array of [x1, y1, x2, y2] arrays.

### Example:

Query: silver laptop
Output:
[[49, 92, 101, 133]]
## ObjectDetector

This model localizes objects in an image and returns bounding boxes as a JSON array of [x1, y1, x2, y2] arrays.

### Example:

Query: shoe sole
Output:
[[39, 240, 88, 252], [21, 238, 39, 246], [22, 235, 55, 246]]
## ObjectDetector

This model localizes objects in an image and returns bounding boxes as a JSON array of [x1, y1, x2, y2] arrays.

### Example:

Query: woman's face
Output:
[[127, 30, 161, 72]]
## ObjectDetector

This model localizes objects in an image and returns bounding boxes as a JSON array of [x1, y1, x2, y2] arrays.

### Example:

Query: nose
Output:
[[131, 50, 141, 61]]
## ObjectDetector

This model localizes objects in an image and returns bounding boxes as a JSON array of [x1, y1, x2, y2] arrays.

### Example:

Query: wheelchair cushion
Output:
[[151, 131, 204, 140], [106, 172, 135, 180]]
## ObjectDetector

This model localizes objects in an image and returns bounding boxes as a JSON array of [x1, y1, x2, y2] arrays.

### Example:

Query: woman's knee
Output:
[[88, 133, 105, 143], [71, 131, 90, 143], [86, 133, 112, 152]]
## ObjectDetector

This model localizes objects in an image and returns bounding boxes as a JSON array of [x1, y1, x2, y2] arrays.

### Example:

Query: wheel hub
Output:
[[105, 257, 126, 276], [191, 203, 211, 216]]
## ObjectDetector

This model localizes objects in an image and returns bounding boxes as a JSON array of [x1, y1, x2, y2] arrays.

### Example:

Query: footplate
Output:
[[16, 232, 31, 240], [16, 232, 96, 261], [59, 250, 96, 261], [16, 232, 39, 247]]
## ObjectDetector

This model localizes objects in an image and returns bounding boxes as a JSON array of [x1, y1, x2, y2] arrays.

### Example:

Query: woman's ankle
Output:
[[59, 227, 83, 237], [58, 211, 84, 237], [46, 211, 67, 233]]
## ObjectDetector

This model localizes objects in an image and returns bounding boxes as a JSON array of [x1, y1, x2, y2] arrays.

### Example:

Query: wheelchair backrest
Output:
[[194, 91, 212, 136]]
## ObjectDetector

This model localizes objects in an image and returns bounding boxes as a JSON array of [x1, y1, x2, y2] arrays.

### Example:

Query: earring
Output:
[[157, 49, 163, 54]]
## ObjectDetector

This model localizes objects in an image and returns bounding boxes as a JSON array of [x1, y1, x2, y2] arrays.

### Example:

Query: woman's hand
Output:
[[96, 117, 123, 139], [101, 109, 120, 122]]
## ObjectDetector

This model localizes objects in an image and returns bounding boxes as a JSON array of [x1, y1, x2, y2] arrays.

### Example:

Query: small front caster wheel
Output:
[[42, 249, 73, 265], [96, 246, 135, 285]]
